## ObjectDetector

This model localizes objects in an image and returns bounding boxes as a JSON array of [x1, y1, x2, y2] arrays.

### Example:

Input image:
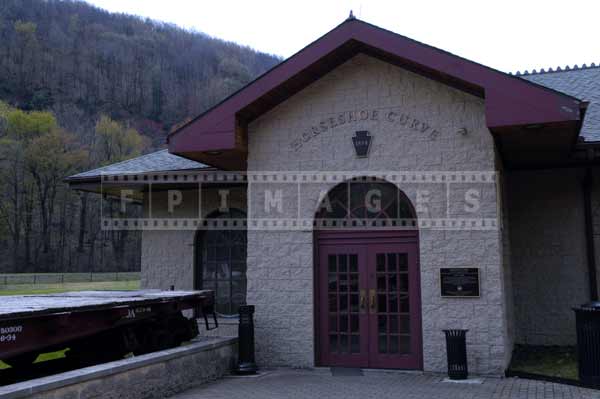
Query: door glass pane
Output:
[[328, 255, 336, 272], [389, 336, 399, 354], [389, 315, 398, 333], [398, 254, 408, 271], [329, 316, 337, 332], [378, 335, 387, 353], [350, 294, 359, 312], [216, 282, 231, 314], [378, 315, 387, 334], [340, 315, 348, 332], [204, 262, 216, 279], [351, 335, 360, 353], [232, 280, 246, 310], [350, 274, 359, 291], [203, 279, 216, 290], [349, 255, 358, 272], [340, 295, 348, 312], [216, 246, 228, 261], [400, 315, 410, 334], [232, 262, 245, 279], [377, 276, 386, 291], [387, 253, 397, 271], [399, 294, 410, 312], [377, 294, 387, 312], [388, 274, 397, 291], [231, 245, 245, 261], [340, 335, 348, 353], [376, 253, 385, 271], [217, 262, 229, 279], [328, 274, 337, 291], [329, 335, 338, 353], [399, 273, 409, 292], [329, 294, 337, 312], [399, 335, 411, 354], [388, 293, 398, 312], [350, 315, 359, 332], [339, 274, 348, 292], [339, 254, 347, 272]]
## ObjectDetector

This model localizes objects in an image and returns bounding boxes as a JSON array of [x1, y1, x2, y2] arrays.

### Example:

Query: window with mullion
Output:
[[196, 209, 247, 316]]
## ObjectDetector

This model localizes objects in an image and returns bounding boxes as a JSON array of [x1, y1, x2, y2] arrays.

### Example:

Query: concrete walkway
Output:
[[170, 368, 600, 399]]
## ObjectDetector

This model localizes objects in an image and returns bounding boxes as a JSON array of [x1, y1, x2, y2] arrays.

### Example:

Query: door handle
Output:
[[359, 289, 367, 313], [369, 289, 376, 313]]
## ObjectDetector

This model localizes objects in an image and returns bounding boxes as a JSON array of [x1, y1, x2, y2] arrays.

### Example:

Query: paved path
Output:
[[170, 368, 600, 399]]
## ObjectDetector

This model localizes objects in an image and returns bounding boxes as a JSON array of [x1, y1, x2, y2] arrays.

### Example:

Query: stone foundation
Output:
[[0, 337, 237, 399]]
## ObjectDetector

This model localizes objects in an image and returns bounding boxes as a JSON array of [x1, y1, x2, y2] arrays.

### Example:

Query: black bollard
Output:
[[574, 302, 600, 387], [235, 305, 258, 374]]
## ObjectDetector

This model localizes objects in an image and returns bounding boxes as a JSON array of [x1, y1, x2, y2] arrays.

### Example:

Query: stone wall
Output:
[[508, 168, 589, 345], [141, 186, 246, 290], [0, 337, 237, 399], [246, 54, 510, 374]]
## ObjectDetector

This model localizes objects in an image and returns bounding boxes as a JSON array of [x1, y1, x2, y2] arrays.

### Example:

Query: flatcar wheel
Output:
[[133, 320, 179, 355], [151, 329, 176, 352], [4, 352, 39, 369]]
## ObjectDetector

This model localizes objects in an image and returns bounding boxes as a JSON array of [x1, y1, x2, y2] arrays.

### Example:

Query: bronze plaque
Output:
[[440, 268, 480, 297]]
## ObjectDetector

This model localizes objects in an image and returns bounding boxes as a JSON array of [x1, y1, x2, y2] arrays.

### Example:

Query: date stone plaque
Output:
[[440, 268, 480, 297]]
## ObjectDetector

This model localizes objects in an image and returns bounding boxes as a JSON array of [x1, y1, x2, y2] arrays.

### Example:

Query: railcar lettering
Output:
[[0, 334, 17, 342], [0, 325, 23, 334], [125, 306, 152, 319]]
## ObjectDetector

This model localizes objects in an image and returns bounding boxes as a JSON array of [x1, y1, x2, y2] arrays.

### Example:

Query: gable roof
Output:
[[519, 66, 600, 142], [167, 17, 583, 170]]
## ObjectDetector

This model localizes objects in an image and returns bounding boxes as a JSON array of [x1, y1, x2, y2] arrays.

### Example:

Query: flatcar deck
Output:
[[0, 289, 216, 381], [0, 290, 213, 320]]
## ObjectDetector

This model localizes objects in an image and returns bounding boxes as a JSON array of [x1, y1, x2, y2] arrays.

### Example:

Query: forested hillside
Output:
[[0, 0, 280, 144], [0, 0, 281, 273]]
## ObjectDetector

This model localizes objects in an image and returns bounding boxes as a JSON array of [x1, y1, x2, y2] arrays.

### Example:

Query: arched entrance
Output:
[[314, 179, 422, 369], [194, 209, 247, 316]]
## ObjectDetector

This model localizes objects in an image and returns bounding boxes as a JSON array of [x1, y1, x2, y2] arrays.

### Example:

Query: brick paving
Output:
[[170, 368, 600, 399]]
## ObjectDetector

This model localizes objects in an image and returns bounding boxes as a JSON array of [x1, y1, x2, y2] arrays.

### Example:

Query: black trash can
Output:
[[235, 305, 258, 374], [574, 301, 600, 387], [444, 329, 468, 380]]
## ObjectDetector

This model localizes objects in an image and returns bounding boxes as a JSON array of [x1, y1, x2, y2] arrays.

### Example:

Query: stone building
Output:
[[68, 17, 600, 375]]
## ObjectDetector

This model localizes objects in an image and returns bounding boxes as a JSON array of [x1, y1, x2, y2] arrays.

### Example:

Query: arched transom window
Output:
[[315, 180, 416, 228]]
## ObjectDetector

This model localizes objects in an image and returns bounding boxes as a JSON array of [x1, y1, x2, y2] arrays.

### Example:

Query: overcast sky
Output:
[[86, 0, 599, 73]]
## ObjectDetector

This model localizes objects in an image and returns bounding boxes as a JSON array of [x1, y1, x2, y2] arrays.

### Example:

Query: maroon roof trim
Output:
[[168, 18, 582, 157]]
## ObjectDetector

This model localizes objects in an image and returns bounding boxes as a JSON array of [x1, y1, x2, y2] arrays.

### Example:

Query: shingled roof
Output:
[[66, 149, 211, 182], [519, 65, 600, 142]]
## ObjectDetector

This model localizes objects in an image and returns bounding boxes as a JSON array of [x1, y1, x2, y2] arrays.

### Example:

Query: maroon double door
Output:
[[316, 231, 422, 369]]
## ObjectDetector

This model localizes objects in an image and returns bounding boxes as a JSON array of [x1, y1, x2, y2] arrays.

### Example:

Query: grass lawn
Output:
[[0, 280, 140, 296], [509, 345, 578, 380]]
